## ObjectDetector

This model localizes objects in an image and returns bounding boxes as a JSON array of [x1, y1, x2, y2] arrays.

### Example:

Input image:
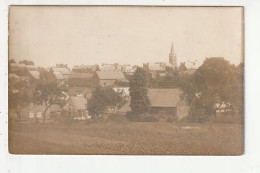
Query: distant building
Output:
[[49, 67, 70, 79], [99, 63, 119, 71], [68, 73, 94, 87], [72, 64, 99, 73], [143, 62, 172, 78], [95, 71, 126, 87], [49, 67, 70, 86], [118, 64, 137, 75], [56, 64, 68, 68]]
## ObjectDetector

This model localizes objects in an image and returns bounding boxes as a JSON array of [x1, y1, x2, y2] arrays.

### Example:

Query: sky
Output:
[[9, 6, 243, 68]]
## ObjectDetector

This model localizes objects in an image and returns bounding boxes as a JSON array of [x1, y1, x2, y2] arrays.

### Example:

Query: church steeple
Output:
[[170, 42, 174, 54], [169, 42, 177, 68]]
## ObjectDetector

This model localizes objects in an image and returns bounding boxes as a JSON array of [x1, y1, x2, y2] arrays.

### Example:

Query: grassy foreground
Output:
[[9, 121, 243, 155]]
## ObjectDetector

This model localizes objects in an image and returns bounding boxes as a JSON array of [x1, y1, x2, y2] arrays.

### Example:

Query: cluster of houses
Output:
[[9, 43, 214, 122]]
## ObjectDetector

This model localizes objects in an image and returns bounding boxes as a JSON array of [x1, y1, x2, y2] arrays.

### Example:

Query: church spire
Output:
[[170, 42, 174, 54], [169, 42, 177, 68]]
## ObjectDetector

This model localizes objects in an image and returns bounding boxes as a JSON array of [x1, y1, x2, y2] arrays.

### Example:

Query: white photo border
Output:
[[1, 0, 260, 173]]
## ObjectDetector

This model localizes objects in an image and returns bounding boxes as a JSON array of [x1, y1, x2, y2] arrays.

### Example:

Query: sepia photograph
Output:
[[8, 6, 244, 155]]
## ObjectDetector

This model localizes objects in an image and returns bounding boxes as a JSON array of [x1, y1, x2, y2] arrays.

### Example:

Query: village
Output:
[[8, 42, 244, 155], [9, 43, 210, 123]]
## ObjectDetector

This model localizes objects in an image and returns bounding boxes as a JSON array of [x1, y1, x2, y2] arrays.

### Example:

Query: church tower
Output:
[[169, 42, 177, 68]]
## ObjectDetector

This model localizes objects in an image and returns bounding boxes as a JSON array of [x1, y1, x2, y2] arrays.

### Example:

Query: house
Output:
[[215, 102, 231, 115], [53, 71, 65, 86], [148, 88, 189, 119], [49, 67, 71, 79], [67, 96, 89, 120], [11, 103, 51, 122], [68, 73, 94, 87], [118, 64, 137, 75], [143, 62, 173, 79], [117, 88, 189, 120], [95, 71, 126, 87]]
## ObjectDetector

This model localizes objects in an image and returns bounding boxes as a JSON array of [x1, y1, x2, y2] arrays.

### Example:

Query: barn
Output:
[[148, 88, 189, 119], [117, 88, 190, 120]]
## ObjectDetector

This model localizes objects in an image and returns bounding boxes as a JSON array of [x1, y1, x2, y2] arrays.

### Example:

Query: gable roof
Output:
[[70, 96, 87, 110], [29, 70, 40, 80], [148, 88, 183, 108], [96, 71, 125, 80], [51, 67, 70, 75], [69, 73, 93, 79], [53, 72, 65, 80]]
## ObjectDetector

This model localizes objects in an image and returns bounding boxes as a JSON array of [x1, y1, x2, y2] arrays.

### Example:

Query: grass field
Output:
[[9, 121, 243, 155]]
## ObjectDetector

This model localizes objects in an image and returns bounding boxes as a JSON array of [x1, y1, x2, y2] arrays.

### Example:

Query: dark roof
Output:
[[96, 71, 125, 80], [69, 73, 93, 79], [148, 88, 182, 108]]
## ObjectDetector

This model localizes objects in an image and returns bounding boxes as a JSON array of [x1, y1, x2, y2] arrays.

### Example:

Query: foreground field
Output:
[[9, 121, 243, 155]]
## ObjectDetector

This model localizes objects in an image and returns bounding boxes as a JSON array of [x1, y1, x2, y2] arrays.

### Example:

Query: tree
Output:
[[37, 67, 56, 83], [129, 67, 150, 113], [19, 60, 35, 65], [33, 82, 66, 122], [179, 62, 187, 71], [181, 57, 241, 117], [87, 87, 124, 118], [9, 59, 16, 64], [9, 90, 30, 121]]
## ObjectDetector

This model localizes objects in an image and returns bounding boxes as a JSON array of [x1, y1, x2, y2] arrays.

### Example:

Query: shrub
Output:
[[126, 111, 158, 122]]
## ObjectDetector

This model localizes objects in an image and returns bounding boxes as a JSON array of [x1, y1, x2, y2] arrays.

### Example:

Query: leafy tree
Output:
[[129, 67, 150, 113], [12, 68, 30, 77], [9, 59, 16, 64], [87, 87, 124, 118], [19, 60, 35, 65], [181, 57, 242, 117], [37, 67, 56, 83], [33, 83, 66, 122], [179, 62, 187, 71], [9, 90, 30, 121]]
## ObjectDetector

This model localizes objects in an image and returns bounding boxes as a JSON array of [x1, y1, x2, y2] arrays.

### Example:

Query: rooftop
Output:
[[69, 73, 93, 79], [29, 70, 40, 80], [96, 71, 125, 80]]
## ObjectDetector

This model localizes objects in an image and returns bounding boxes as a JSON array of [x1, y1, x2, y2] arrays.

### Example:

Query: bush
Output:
[[126, 111, 158, 122], [184, 109, 209, 123], [107, 113, 127, 123]]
